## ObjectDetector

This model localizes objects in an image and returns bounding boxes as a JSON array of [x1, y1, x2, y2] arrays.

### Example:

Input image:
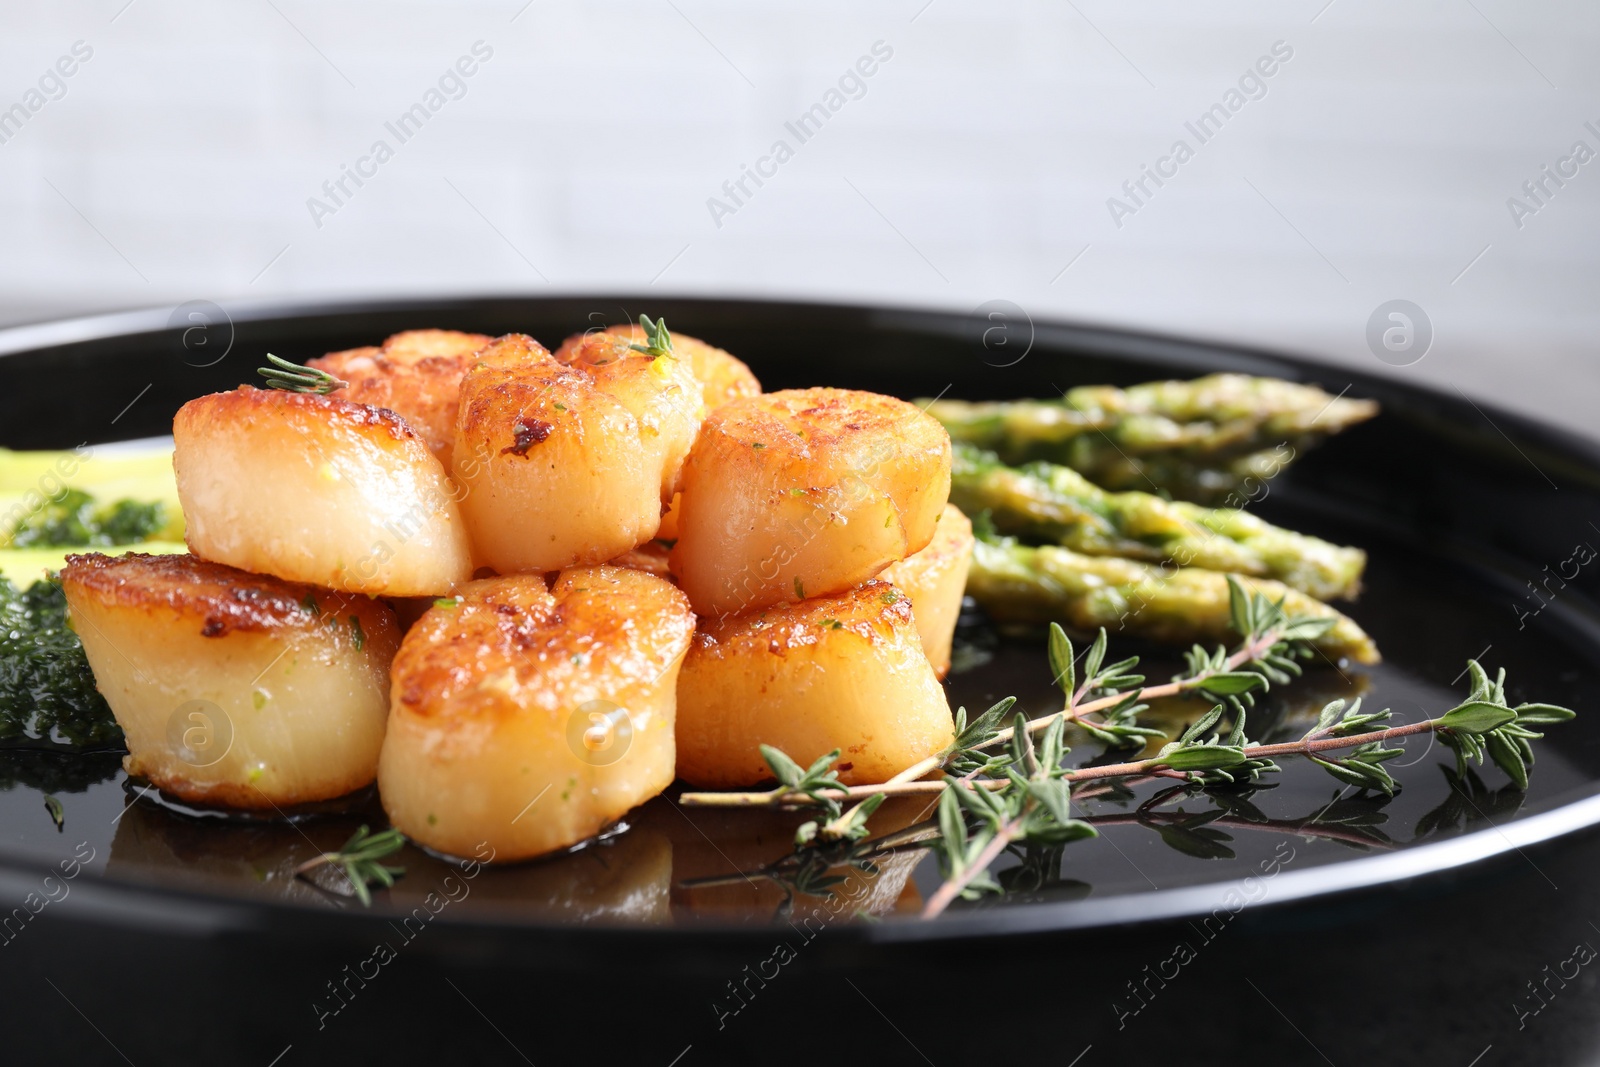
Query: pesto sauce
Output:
[[8, 488, 167, 548], [0, 576, 123, 750]]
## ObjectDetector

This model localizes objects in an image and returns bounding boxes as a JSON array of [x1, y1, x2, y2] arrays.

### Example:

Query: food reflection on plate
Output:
[[108, 793, 673, 925], [388, 820, 673, 925], [640, 795, 934, 922], [108, 799, 358, 908]]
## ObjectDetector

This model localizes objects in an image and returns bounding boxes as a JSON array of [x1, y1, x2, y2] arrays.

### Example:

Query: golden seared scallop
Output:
[[556, 322, 761, 413], [60, 552, 400, 809], [555, 322, 759, 548], [676, 579, 953, 788], [451, 334, 702, 574], [174, 387, 474, 597], [670, 388, 953, 618], [878, 504, 975, 678], [378, 565, 695, 863], [309, 329, 492, 470]]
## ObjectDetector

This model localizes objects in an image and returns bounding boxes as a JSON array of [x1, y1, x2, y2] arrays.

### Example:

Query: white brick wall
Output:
[[1, 0, 1596, 430]]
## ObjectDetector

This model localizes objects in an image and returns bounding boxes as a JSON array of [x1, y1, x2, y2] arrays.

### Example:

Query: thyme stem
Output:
[[679, 718, 1444, 809]]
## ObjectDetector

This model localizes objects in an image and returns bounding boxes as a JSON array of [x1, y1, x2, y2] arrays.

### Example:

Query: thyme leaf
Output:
[[293, 825, 406, 906], [627, 314, 675, 359], [258, 353, 347, 395]]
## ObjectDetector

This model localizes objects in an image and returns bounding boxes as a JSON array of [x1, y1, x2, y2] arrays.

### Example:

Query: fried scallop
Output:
[[555, 323, 761, 413], [309, 329, 492, 470], [59, 552, 400, 809], [173, 387, 473, 597], [878, 504, 975, 678], [378, 565, 695, 863], [669, 388, 953, 618], [555, 325, 759, 551], [675, 580, 954, 788], [451, 334, 702, 574]]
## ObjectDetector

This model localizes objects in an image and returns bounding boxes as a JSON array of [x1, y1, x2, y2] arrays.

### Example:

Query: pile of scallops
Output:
[[60, 325, 973, 863]]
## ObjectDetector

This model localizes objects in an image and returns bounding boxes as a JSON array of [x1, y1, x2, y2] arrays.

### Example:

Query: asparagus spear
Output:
[[951, 444, 1365, 601], [923, 374, 1378, 502], [966, 537, 1380, 664]]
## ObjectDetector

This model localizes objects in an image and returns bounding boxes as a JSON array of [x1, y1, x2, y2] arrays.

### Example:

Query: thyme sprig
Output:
[[678, 578, 1576, 919], [1438, 660, 1572, 789], [753, 744, 884, 847], [760, 744, 847, 808], [293, 824, 406, 906], [924, 713, 1097, 915], [627, 314, 675, 359], [680, 788, 1401, 913], [683, 657, 1565, 811], [258, 353, 348, 395]]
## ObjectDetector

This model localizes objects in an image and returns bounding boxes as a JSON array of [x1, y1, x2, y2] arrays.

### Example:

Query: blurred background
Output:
[[1, 0, 1596, 430]]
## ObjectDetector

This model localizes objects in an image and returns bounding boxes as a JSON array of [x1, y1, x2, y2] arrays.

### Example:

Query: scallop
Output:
[[378, 565, 695, 863], [309, 329, 492, 470], [670, 388, 952, 617], [173, 387, 474, 597], [555, 323, 761, 413], [60, 552, 401, 809], [556, 325, 760, 549], [878, 504, 975, 678], [675, 579, 954, 788], [451, 334, 702, 574]]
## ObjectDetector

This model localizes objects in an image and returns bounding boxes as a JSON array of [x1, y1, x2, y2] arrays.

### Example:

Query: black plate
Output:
[[3, 296, 1599, 1066]]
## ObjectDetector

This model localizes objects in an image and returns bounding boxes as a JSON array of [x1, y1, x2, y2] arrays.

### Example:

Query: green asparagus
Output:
[[923, 374, 1378, 502], [951, 444, 1365, 601], [965, 537, 1380, 665]]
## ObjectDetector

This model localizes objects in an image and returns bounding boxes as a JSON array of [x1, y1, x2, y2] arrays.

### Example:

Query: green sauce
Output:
[[0, 576, 123, 750], [8, 488, 167, 548]]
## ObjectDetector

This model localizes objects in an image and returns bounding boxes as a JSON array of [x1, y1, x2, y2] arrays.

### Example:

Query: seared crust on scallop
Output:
[[59, 551, 380, 636], [675, 579, 953, 788], [879, 504, 975, 679], [669, 387, 953, 617], [451, 334, 702, 574], [60, 552, 400, 809], [309, 329, 492, 469], [379, 565, 695, 862], [556, 324, 761, 413], [174, 387, 473, 596]]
